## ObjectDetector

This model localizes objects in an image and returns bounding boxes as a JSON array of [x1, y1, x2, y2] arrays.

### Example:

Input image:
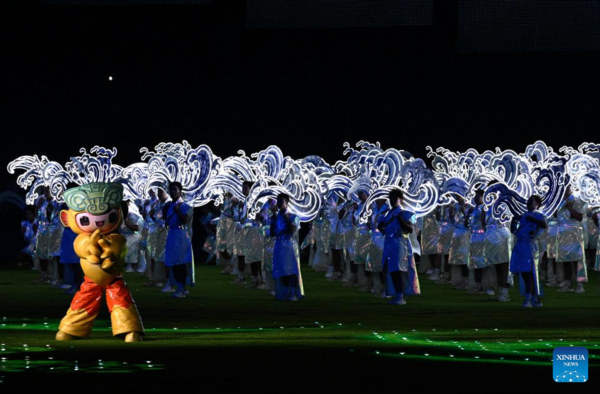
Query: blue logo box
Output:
[[553, 347, 588, 383]]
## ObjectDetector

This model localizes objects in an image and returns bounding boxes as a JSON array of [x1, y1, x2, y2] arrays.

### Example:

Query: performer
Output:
[[121, 200, 142, 273], [467, 190, 487, 295], [59, 221, 83, 295], [232, 193, 247, 284], [435, 203, 455, 284], [352, 189, 372, 291], [271, 193, 303, 301], [142, 189, 159, 287], [586, 206, 599, 270], [509, 195, 547, 308], [216, 193, 236, 274], [18, 206, 37, 266], [241, 181, 266, 289], [484, 200, 512, 302], [366, 198, 390, 296], [554, 185, 587, 293], [448, 195, 471, 290], [55, 182, 144, 342], [33, 186, 64, 285], [377, 189, 420, 305], [262, 200, 278, 295], [542, 216, 560, 287], [422, 209, 442, 280], [164, 182, 193, 298], [327, 196, 346, 281], [152, 188, 171, 291]]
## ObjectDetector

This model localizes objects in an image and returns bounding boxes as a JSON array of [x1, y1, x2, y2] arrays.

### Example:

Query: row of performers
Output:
[[20, 184, 198, 298], [217, 185, 597, 306]]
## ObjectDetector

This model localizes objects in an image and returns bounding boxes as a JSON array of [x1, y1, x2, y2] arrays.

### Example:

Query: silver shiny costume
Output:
[[483, 211, 512, 265], [121, 210, 142, 264], [449, 204, 470, 265], [216, 196, 237, 255], [586, 208, 599, 250], [421, 210, 441, 255], [302, 211, 331, 272], [438, 205, 454, 255], [35, 199, 63, 259], [468, 204, 487, 269], [554, 196, 587, 282], [540, 218, 558, 259], [352, 201, 371, 264], [242, 200, 266, 264], [365, 202, 389, 273], [336, 201, 356, 261], [145, 198, 159, 260], [153, 200, 169, 263], [328, 200, 353, 251]]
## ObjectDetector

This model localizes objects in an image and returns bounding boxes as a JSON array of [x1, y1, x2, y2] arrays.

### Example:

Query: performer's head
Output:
[[169, 182, 184, 201], [527, 195, 542, 212], [60, 182, 124, 235], [43, 186, 53, 200], [242, 181, 253, 198], [564, 184, 572, 199], [24, 205, 35, 222], [388, 189, 403, 208], [474, 189, 484, 205], [277, 193, 290, 211], [357, 190, 369, 203], [157, 188, 168, 202]]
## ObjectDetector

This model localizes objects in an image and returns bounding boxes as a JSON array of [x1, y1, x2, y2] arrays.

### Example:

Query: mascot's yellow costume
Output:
[[55, 182, 144, 342]]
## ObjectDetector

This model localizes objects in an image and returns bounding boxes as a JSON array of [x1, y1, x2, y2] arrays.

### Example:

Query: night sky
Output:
[[3, 1, 600, 192]]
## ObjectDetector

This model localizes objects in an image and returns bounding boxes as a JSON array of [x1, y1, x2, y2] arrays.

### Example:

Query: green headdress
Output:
[[64, 182, 123, 214]]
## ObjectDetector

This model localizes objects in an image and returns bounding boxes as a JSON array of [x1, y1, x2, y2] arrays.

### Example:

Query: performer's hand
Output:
[[98, 236, 116, 269], [78, 229, 103, 265]]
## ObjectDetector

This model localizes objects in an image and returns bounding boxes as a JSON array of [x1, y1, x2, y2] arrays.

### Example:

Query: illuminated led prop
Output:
[[484, 141, 568, 222], [239, 146, 324, 222], [7, 146, 124, 204], [427, 146, 496, 204], [7, 154, 71, 204], [338, 141, 439, 221], [560, 143, 600, 206], [8, 141, 585, 224], [140, 140, 218, 207]]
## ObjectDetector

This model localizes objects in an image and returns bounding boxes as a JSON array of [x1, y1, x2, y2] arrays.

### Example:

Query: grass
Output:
[[0, 262, 599, 391]]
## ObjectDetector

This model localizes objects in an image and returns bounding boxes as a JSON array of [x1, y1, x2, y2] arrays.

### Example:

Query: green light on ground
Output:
[[0, 345, 165, 373]]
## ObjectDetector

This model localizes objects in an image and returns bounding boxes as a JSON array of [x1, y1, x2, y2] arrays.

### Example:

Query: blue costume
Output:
[[380, 206, 420, 296], [271, 210, 303, 300], [510, 211, 547, 296], [60, 227, 83, 291], [164, 199, 193, 267]]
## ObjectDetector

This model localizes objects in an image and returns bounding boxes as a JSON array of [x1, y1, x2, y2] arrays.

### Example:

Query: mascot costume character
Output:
[[55, 182, 145, 342]]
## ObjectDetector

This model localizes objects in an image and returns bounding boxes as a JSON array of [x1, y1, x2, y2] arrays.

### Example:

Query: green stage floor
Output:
[[0, 263, 598, 391]]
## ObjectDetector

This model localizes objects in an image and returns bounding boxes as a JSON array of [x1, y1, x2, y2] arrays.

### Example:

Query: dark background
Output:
[[2, 0, 599, 192]]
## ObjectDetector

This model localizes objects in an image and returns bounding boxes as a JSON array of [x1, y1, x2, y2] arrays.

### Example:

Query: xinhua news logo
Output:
[[553, 347, 588, 383]]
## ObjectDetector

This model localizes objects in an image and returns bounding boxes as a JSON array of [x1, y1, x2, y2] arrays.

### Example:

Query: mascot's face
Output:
[[59, 182, 125, 235], [61, 208, 122, 235]]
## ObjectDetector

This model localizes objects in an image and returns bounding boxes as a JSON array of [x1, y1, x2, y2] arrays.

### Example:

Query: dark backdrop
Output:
[[2, 1, 600, 258]]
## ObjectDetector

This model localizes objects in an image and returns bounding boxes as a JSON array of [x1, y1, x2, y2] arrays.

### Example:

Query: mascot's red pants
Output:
[[58, 276, 144, 338]]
